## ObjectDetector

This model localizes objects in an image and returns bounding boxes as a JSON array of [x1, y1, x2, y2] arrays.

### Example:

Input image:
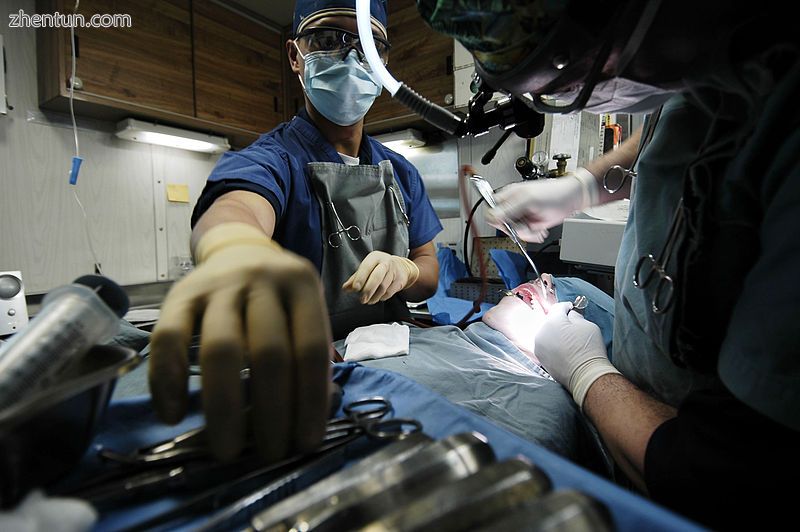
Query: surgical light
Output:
[[115, 119, 230, 154]]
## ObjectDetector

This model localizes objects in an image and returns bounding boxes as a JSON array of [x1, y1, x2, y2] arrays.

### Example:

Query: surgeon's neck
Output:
[[306, 102, 362, 158]]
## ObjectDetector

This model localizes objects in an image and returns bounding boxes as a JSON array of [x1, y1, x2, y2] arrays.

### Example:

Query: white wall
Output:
[[0, 0, 219, 294]]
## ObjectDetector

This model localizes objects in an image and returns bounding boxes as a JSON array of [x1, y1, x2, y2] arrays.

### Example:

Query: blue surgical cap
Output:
[[292, 0, 388, 37]]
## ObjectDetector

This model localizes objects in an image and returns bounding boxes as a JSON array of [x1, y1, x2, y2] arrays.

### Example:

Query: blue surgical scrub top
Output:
[[191, 109, 443, 272]]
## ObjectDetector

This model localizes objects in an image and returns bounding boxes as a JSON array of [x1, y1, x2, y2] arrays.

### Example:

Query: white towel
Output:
[[344, 323, 410, 362], [0, 490, 97, 532]]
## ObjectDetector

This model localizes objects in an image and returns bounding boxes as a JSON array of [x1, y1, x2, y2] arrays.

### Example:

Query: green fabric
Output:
[[415, 0, 564, 74]]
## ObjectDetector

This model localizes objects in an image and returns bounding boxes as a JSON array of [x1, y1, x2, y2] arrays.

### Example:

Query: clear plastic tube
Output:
[[356, 0, 400, 95], [0, 284, 120, 405], [356, 0, 464, 135]]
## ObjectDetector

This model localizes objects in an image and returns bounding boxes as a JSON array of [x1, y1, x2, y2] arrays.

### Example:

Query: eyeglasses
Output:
[[296, 26, 391, 64]]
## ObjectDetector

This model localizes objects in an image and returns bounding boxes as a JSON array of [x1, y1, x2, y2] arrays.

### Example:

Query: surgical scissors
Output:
[[602, 164, 637, 194], [633, 198, 685, 314], [603, 105, 663, 194], [323, 397, 422, 445], [97, 397, 420, 468], [69, 398, 421, 516], [326, 200, 361, 248]]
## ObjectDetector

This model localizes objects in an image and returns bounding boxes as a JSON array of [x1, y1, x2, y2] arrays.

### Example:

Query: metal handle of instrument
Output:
[[251, 432, 495, 532], [359, 458, 552, 532]]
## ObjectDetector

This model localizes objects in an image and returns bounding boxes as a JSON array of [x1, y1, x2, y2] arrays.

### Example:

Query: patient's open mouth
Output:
[[512, 276, 556, 313], [513, 282, 546, 312]]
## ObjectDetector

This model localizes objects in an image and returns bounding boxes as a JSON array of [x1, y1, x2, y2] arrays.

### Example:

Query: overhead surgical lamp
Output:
[[115, 119, 230, 154]]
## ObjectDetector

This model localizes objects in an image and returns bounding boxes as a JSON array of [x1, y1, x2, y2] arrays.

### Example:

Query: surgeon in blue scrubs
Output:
[[147, 0, 442, 463]]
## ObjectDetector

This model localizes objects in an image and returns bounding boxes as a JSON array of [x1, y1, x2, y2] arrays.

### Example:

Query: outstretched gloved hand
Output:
[[342, 250, 419, 305], [534, 301, 620, 410], [486, 168, 599, 243], [148, 223, 331, 462]]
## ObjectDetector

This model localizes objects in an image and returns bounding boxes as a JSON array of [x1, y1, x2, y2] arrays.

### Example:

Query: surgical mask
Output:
[[294, 43, 382, 126], [547, 77, 676, 114]]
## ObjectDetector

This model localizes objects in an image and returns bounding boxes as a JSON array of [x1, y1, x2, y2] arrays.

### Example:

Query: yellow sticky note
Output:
[[166, 184, 190, 203]]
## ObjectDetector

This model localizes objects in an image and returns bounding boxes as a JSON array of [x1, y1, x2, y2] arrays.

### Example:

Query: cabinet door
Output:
[[193, 0, 283, 135], [61, 0, 194, 116], [365, 0, 454, 127]]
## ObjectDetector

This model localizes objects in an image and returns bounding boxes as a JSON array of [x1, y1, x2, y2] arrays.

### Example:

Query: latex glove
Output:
[[486, 168, 599, 243], [149, 223, 331, 462], [534, 302, 620, 410], [342, 251, 419, 305]]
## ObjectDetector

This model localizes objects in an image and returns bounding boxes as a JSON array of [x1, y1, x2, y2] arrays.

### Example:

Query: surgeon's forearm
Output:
[[191, 191, 277, 256], [402, 253, 439, 303], [584, 126, 643, 205], [582, 372, 676, 492]]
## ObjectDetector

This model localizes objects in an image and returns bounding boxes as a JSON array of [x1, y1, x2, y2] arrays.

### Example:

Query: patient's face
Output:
[[482, 274, 558, 363]]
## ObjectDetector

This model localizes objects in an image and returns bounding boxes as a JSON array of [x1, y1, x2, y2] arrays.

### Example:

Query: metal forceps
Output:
[[469, 175, 546, 299], [74, 398, 421, 514], [97, 397, 420, 470], [326, 200, 361, 248], [603, 105, 663, 194], [633, 198, 685, 314]]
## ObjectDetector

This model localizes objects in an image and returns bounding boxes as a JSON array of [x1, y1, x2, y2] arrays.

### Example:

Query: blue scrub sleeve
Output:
[[403, 163, 443, 249], [196, 146, 292, 220]]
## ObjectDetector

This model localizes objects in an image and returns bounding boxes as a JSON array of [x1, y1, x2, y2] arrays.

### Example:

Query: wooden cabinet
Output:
[[35, 0, 453, 144], [364, 0, 454, 132], [37, 0, 194, 115], [193, 0, 283, 134], [36, 0, 284, 148], [282, 26, 305, 121]]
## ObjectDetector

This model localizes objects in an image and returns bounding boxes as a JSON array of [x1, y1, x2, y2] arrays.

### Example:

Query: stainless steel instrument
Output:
[[469, 175, 546, 299], [251, 432, 496, 532], [358, 457, 552, 532], [472, 489, 614, 532]]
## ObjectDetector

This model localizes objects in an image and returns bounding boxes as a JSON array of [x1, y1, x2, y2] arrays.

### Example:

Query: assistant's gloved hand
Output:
[[148, 223, 331, 462], [535, 302, 620, 410], [486, 168, 599, 243], [342, 251, 419, 305]]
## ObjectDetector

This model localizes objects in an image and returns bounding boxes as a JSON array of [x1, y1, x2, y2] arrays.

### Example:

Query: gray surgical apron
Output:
[[613, 95, 717, 406], [308, 160, 411, 340]]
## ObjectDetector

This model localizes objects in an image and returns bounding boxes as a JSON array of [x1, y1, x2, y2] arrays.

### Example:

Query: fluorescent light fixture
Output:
[[375, 128, 426, 151], [115, 118, 230, 154]]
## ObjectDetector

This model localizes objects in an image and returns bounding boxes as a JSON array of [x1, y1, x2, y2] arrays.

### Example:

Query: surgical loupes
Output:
[[469, 175, 546, 299]]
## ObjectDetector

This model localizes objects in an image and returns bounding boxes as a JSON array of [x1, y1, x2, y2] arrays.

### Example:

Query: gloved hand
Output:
[[534, 302, 620, 410], [342, 251, 419, 305], [148, 223, 331, 462], [486, 168, 599, 243]]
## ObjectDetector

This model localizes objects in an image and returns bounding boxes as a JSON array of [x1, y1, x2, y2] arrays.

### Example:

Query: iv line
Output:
[[68, 0, 103, 275]]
